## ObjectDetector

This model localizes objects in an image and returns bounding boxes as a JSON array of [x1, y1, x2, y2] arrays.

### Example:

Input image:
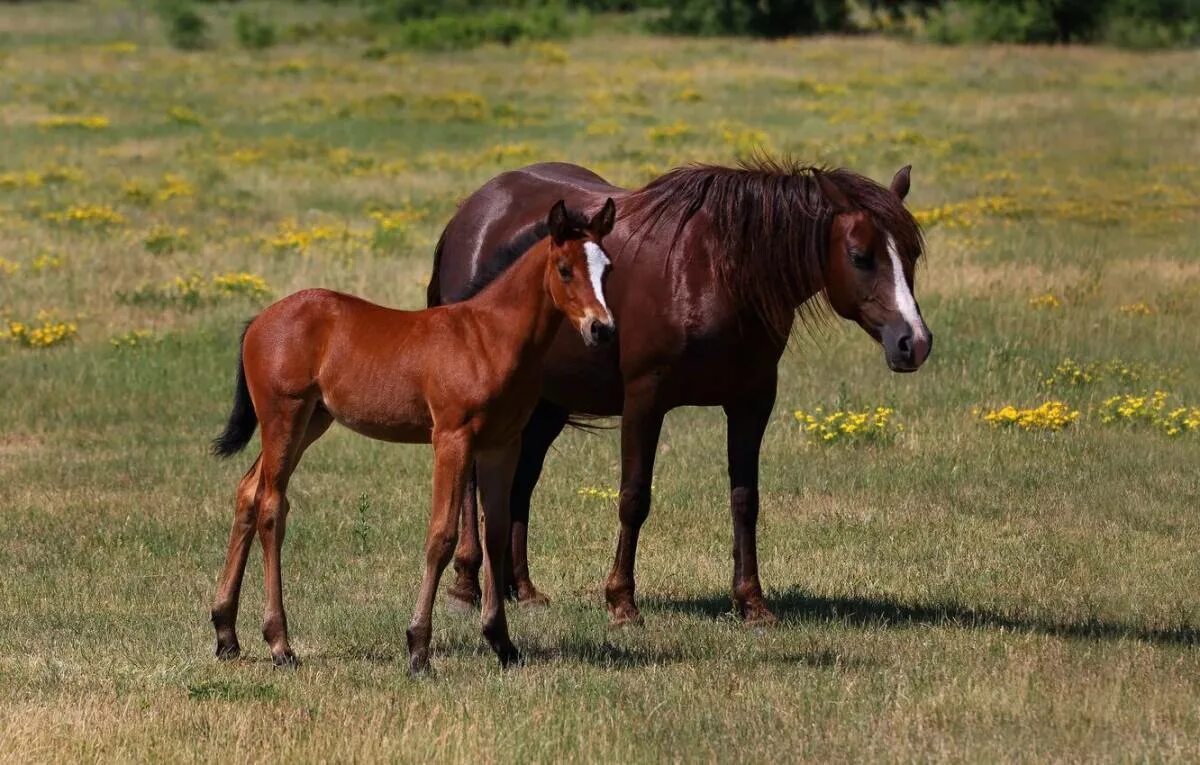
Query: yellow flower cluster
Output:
[[1042, 357, 1173, 388], [647, 121, 692, 143], [124, 174, 195, 205], [1099, 392, 1200, 436], [578, 487, 619, 501], [211, 272, 270, 298], [911, 196, 1020, 229], [1119, 302, 1154, 317], [144, 226, 190, 255], [166, 105, 203, 125], [269, 220, 356, 253], [415, 91, 488, 122], [44, 204, 126, 227], [0, 166, 82, 189], [0, 257, 18, 276], [3, 312, 78, 349], [110, 329, 154, 350], [1028, 293, 1061, 310], [793, 406, 900, 445], [37, 115, 109, 130], [980, 401, 1080, 432]]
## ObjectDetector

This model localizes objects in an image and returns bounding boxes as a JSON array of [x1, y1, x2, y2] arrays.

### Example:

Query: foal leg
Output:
[[446, 468, 482, 610], [507, 400, 568, 606], [407, 428, 472, 675], [211, 456, 263, 659], [604, 383, 665, 626], [725, 396, 778, 625], [477, 441, 522, 667], [258, 400, 329, 667]]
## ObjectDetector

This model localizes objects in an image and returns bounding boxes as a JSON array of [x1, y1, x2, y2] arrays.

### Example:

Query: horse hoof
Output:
[[608, 606, 644, 628], [517, 589, 551, 609], [744, 609, 780, 628], [272, 649, 300, 669], [408, 650, 431, 676], [446, 583, 481, 611], [214, 640, 241, 661], [446, 592, 479, 614], [497, 646, 522, 669]]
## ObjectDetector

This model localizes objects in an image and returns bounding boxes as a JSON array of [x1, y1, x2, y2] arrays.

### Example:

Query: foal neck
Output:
[[466, 237, 562, 347]]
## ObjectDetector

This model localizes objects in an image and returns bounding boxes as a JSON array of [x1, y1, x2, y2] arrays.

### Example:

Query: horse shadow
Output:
[[645, 587, 1200, 648]]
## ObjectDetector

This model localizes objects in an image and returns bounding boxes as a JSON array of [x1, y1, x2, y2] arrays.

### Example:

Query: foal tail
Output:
[[211, 322, 257, 458]]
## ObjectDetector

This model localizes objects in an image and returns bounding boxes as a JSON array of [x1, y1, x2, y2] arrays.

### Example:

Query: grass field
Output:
[[3, 2, 1200, 761]]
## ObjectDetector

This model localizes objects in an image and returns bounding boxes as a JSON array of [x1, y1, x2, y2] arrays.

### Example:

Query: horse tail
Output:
[[211, 322, 257, 458], [426, 227, 448, 308]]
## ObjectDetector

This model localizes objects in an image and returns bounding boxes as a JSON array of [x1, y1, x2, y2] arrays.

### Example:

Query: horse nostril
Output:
[[590, 321, 614, 344], [897, 334, 913, 356]]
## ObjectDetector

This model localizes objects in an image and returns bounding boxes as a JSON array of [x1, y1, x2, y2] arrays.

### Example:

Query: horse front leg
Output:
[[408, 428, 472, 674], [476, 440, 522, 668], [604, 381, 665, 626], [506, 399, 568, 606], [725, 394, 779, 625]]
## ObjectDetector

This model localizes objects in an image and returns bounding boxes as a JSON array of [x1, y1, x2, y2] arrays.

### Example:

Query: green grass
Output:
[[2, 3, 1200, 761]]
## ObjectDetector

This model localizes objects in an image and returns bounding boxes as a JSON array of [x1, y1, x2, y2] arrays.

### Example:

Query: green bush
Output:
[[159, 1, 211, 50], [927, 0, 1199, 45], [235, 11, 278, 49], [391, 5, 573, 50], [650, 0, 848, 35]]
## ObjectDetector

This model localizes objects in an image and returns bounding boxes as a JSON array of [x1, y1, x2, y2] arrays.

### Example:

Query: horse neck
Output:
[[467, 239, 563, 352]]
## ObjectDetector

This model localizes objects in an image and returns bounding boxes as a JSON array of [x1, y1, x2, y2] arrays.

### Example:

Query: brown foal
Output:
[[209, 199, 616, 672]]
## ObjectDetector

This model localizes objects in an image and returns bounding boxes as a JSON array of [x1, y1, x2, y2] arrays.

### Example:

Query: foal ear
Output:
[[890, 165, 912, 201], [547, 199, 570, 244], [815, 171, 851, 212], [590, 197, 616, 238]]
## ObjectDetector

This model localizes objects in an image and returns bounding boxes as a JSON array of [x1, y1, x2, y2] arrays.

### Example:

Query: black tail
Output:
[[211, 323, 257, 458], [425, 227, 448, 308]]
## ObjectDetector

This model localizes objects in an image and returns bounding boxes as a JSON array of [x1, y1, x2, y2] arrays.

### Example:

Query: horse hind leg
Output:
[[256, 399, 331, 667], [211, 455, 263, 660], [445, 467, 482, 610], [477, 442, 522, 668]]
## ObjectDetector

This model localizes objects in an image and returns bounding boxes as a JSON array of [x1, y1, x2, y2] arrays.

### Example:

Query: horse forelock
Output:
[[622, 157, 924, 339]]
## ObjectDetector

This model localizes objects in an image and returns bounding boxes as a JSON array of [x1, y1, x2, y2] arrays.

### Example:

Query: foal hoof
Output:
[[214, 639, 241, 661], [271, 649, 300, 669]]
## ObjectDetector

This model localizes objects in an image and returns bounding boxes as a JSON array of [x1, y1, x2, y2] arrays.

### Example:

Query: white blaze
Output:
[[583, 241, 613, 322], [886, 235, 926, 341]]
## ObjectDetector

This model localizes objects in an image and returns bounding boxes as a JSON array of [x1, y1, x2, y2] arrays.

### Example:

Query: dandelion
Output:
[[647, 121, 692, 144], [793, 406, 901, 445], [211, 272, 270, 298], [37, 115, 109, 130], [156, 174, 194, 202], [578, 487, 619, 501], [1028, 293, 1061, 310], [3, 311, 78, 349], [979, 401, 1079, 432], [110, 329, 154, 350], [1099, 392, 1199, 436], [1119, 302, 1154, 317], [43, 204, 126, 228]]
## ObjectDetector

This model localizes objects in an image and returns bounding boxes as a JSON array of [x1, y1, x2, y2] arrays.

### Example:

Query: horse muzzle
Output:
[[581, 316, 616, 347], [881, 321, 932, 373]]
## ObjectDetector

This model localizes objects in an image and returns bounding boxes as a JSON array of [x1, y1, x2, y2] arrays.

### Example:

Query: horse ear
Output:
[[547, 199, 569, 244], [815, 171, 850, 212], [590, 197, 616, 238], [891, 165, 912, 201]]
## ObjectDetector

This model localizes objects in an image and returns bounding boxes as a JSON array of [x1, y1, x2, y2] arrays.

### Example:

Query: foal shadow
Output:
[[646, 588, 1200, 648]]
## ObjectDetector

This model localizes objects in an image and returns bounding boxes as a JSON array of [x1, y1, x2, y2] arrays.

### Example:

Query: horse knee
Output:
[[257, 491, 288, 534], [426, 530, 457, 568], [618, 482, 652, 526]]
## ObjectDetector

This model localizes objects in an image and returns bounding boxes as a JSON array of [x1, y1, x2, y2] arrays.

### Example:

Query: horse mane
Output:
[[623, 156, 924, 337], [449, 206, 591, 303]]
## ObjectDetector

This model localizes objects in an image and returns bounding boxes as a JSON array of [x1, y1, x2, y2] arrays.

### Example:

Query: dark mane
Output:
[[449, 206, 590, 303], [623, 156, 924, 337]]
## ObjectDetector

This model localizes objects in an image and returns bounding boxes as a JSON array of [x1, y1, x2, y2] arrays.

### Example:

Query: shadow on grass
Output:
[[646, 588, 1200, 647]]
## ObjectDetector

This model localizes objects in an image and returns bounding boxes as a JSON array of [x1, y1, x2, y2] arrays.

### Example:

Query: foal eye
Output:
[[557, 262, 573, 281]]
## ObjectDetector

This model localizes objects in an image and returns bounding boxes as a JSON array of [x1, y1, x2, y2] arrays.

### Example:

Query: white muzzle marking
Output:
[[887, 235, 926, 341]]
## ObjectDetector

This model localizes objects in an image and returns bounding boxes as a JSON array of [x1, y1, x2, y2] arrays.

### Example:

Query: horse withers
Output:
[[428, 159, 931, 626], [209, 199, 616, 672]]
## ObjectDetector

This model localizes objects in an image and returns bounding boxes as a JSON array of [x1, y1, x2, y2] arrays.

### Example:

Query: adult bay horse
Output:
[[210, 199, 616, 672], [427, 158, 932, 626]]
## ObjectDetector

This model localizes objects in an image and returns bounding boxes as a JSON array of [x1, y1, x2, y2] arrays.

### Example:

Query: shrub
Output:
[[235, 11, 278, 50], [926, 0, 1200, 46], [392, 6, 572, 50], [651, 0, 849, 36], [158, 1, 211, 51]]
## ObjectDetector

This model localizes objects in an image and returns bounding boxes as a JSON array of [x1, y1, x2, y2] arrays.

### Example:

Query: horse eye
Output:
[[850, 249, 873, 270], [557, 262, 573, 281]]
